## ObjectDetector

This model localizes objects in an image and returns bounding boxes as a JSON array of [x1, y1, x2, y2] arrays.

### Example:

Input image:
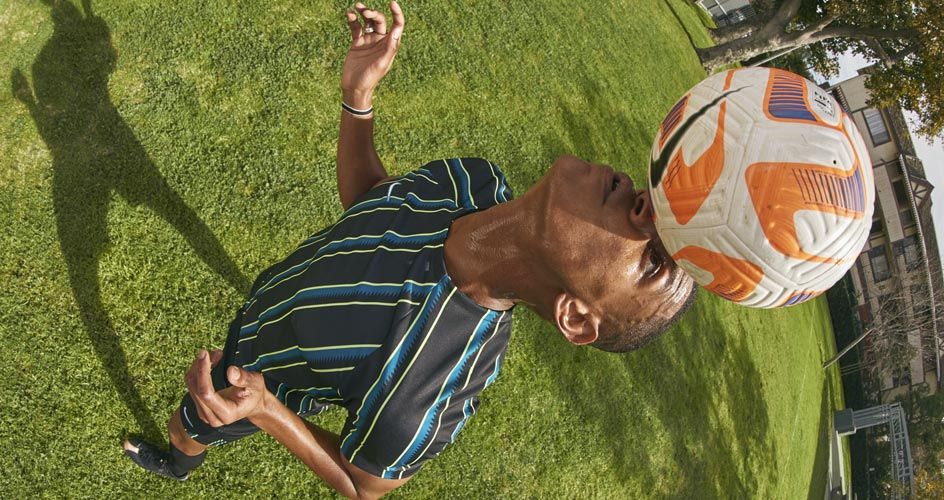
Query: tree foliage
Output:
[[699, 0, 944, 138], [913, 467, 944, 500], [901, 386, 944, 467]]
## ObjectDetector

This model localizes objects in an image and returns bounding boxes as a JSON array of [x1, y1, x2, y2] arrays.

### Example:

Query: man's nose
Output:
[[629, 190, 657, 240]]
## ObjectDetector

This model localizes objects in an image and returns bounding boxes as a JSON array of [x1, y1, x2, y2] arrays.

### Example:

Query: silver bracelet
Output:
[[342, 101, 373, 116]]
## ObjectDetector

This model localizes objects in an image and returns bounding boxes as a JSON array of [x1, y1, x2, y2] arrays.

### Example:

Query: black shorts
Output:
[[178, 312, 258, 446], [179, 266, 329, 446]]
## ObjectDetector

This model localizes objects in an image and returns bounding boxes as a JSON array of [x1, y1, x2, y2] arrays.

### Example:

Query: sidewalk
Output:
[[826, 429, 850, 499]]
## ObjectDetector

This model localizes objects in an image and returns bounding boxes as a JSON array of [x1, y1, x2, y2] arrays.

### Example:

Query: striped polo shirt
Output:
[[231, 158, 514, 479]]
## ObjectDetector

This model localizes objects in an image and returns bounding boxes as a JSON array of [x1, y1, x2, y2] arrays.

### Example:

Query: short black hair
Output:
[[591, 282, 698, 353]]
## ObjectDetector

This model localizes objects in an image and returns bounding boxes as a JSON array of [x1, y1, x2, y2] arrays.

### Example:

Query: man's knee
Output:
[[168, 409, 206, 455]]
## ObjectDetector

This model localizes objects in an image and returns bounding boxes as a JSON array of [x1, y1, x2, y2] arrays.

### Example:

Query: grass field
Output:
[[0, 0, 847, 497]]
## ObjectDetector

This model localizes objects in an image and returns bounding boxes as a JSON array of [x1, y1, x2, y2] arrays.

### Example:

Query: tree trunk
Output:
[[698, 19, 916, 72], [708, 19, 765, 45], [697, 33, 792, 72], [823, 328, 874, 369]]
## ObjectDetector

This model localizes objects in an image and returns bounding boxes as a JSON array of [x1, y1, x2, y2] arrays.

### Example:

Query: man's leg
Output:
[[122, 409, 209, 480], [123, 359, 262, 480], [167, 408, 208, 457]]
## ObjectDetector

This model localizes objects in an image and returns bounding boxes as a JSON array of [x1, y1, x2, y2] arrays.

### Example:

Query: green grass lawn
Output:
[[0, 0, 846, 497]]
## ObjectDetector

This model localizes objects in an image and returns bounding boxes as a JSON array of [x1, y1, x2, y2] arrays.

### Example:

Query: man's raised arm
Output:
[[336, 2, 404, 210]]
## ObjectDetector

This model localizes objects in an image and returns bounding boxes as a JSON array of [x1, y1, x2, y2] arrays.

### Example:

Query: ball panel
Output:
[[807, 83, 842, 127], [744, 159, 868, 262], [659, 95, 689, 150], [650, 69, 762, 230], [763, 69, 842, 129], [672, 245, 764, 303], [660, 99, 727, 225], [792, 210, 860, 265]]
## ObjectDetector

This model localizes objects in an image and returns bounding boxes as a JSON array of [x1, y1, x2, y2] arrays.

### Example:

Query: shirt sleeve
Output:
[[415, 158, 514, 211], [346, 158, 512, 212], [338, 392, 479, 480]]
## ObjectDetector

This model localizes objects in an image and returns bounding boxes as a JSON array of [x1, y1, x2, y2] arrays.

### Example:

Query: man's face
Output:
[[532, 155, 693, 327]]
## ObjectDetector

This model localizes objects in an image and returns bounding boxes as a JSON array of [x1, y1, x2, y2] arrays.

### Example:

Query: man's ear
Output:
[[553, 293, 600, 346]]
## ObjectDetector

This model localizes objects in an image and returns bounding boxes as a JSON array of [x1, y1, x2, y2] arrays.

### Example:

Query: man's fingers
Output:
[[209, 349, 223, 367], [194, 350, 234, 419], [227, 365, 264, 391], [356, 3, 387, 35], [226, 365, 246, 387], [346, 9, 362, 40], [186, 352, 223, 426], [186, 366, 222, 427], [389, 0, 404, 40], [192, 396, 219, 427], [190, 349, 233, 425], [383, 1, 403, 55]]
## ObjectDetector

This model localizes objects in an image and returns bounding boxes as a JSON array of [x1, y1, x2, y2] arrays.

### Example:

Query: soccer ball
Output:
[[648, 67, 874, 308]]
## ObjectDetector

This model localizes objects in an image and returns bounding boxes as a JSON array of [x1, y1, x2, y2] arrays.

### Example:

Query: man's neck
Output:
[[443, 198, 555, 312]]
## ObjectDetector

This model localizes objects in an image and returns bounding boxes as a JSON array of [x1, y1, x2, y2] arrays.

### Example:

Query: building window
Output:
[[863, 108, 891, 145], [900, 209, 916, 229], [893, 179, 910, 209], [870, 218, 884, 238], [903, 235, 922, 270], [869, 246, 891, 282], [892, 365, 911, 388]]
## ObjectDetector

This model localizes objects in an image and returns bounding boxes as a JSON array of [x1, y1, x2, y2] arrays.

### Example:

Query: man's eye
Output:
[[646, 244, 663, 278]]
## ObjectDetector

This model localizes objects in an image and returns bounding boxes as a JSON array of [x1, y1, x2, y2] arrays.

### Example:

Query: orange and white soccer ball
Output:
[[649, 67, 874, 308]]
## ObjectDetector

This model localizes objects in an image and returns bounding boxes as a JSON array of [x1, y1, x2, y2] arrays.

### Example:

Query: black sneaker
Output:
[[123, 437, 189, 481]]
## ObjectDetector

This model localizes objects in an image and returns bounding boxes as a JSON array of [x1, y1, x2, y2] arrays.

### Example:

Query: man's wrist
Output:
[[249, 392, 280, 428], [341, 88, 373, 110]]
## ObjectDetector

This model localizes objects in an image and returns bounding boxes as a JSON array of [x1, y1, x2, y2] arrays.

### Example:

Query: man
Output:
[[123, 2, 696, 497]]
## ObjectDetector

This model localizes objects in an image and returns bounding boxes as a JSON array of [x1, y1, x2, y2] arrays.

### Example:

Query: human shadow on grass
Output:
[[533, 299, 778, 497], [11, 0, 249, 440]]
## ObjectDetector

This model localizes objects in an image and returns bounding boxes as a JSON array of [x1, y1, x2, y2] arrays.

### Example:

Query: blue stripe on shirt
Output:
[[240, 281, 434, 338], [340, 278, 450, 456], [383, 310, 499, 477]]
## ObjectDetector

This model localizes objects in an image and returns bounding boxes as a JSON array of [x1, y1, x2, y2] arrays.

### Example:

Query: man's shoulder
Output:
[[418, 157, 507, 180], [415, 158, 513, 209]]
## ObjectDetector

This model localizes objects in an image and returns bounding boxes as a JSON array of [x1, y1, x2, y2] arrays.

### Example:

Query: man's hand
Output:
[[185, 348, 269, 428], [341, 1, 405, 108]]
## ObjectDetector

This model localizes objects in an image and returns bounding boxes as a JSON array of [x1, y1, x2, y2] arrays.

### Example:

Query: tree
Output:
[[823, 269, 942, 387], [913, 467, 944, 500], [697, 0, 944, 138], [900, 387, 944, 467], [856, 289, 918, 382]]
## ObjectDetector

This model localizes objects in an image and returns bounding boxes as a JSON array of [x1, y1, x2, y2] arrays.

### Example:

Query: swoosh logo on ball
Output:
[[649, 87, 744, 217], [661, 99, 727, 225]]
